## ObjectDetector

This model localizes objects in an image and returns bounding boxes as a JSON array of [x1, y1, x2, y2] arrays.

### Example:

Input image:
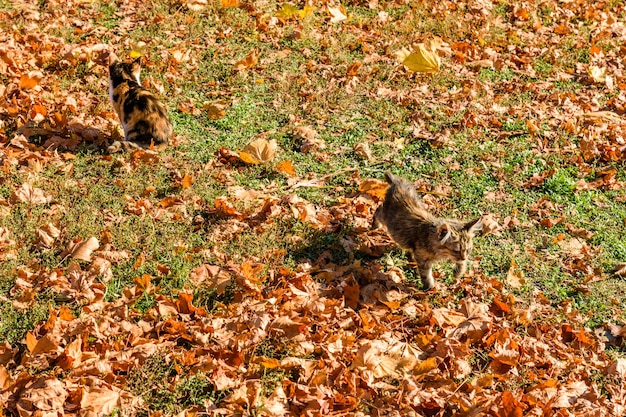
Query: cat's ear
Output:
[[130, 57, 142, 73], [108, 52, 120, 66], [437, 223, 451, 244], [463, 217, 483, 235]]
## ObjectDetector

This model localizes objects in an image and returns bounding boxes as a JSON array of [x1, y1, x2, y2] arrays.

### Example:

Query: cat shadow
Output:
[[18, 122, 113, 154], [283, 227, 430, 303]]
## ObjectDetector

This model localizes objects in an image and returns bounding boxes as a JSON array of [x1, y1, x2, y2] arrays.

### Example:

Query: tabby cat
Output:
[[108, 53, 172, 152], [372, 172, 483, 290]]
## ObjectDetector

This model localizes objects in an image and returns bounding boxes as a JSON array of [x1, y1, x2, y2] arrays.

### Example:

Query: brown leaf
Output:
[[64, 237, 100, 261], [506, 259, 525, 288], [204, 100, 230, 120], [37, 223, 61, 248], [17, 377, 67, 414], [234, 50, 259, 71], [80, 385, 121, 415], [327, 5, 347, 23], [614, 263, 626, 277], [240, 138, 277, 164], [353, 142, 373, 161], [10, 183, 52, 205], [190, 264, 231, 294]]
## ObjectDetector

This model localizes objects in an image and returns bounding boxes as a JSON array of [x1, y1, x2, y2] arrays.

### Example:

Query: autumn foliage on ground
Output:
[[1, 0, 626, 416]]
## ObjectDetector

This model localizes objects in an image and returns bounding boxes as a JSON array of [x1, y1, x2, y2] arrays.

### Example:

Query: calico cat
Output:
[[372, 172, 483, 290], [108, 53, 172, 152]]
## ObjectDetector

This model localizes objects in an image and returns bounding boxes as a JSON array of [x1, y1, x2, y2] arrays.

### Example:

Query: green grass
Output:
[[2, 0, 626, 413]]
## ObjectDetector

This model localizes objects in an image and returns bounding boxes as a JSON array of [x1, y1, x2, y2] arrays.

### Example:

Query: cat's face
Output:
[[108, 53, 142, 86], [438, 218, 482, 261], [446, 231, 473, 261]]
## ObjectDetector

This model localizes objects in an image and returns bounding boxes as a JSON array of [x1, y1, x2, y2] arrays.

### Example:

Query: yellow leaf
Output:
[[395, 40, 441, 73], [276, 160, 296, 176], [298, 5, 314, 18], [130, 41, 146, 59], [239, 138, 277, 164], [588, 65, 606, 83], [276, 3, 299, 19], [277, 4, 314, 19]]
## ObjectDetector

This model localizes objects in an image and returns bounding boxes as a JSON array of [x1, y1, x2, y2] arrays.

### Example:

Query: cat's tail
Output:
[[384, 171, 398, 184]]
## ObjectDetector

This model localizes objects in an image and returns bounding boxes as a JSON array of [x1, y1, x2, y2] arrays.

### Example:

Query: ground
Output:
[[0, 0, 626, 415]]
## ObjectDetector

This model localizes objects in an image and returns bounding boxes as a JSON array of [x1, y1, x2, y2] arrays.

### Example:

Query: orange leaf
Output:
[[134, 274, 152, 290], [19, 71, 43, 89], [181, 174, 194, 189], [499, 391, 524, 417], [234, 50, 259, 71], [221, 0, 239, 7], [133, 253, 146, 270], [276, 160, 296, 176], [26, 332, 38, 353], [359, 178, 388, 200]]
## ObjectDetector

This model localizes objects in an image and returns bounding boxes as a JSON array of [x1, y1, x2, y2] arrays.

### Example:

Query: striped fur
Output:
[[108, 53, 172, 152], [372, 172, 483, 290]]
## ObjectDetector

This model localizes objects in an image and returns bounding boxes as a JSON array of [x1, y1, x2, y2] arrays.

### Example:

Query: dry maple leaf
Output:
[[327, 5, 347, 23], [395, 39, 442, 73], [185, 0, 207, 11], [204, 100, 230, 120], [63, 237, 100, 261], [37, 223, 61, 248], [506, 259, 525, 288], [276, 160, 296, 176], [239, 138, 277, 164], [613, 263, 626, 277], [10, 183, 52, 205], [358, 178, 388, 200], [16, 376, 67, 415], [233, 50, 259, 71], [353, 142, 373, 161]]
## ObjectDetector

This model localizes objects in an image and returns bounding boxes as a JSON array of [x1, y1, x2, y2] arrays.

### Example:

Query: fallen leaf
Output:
[[353, 142, 373, 161], [234, 50, 259, 71], [276, 160, 296, 176], [614, 263, 626, 277], [63, 237, 100, 261], [359, 178, 388, 200], [204, 100, 230, 120], [240, 138, 277, 164], [10, 183, 52, 205], [395, 39, 442, 73], [181, 174, 194, 189], [327, 5, 347, 23], [19, 71, 44, 90], [221, 0, 239, 7], [506, 259, 525, 288]]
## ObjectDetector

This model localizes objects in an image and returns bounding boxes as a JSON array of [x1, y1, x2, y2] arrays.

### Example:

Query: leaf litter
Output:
[[1, 0, 626, 416]]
